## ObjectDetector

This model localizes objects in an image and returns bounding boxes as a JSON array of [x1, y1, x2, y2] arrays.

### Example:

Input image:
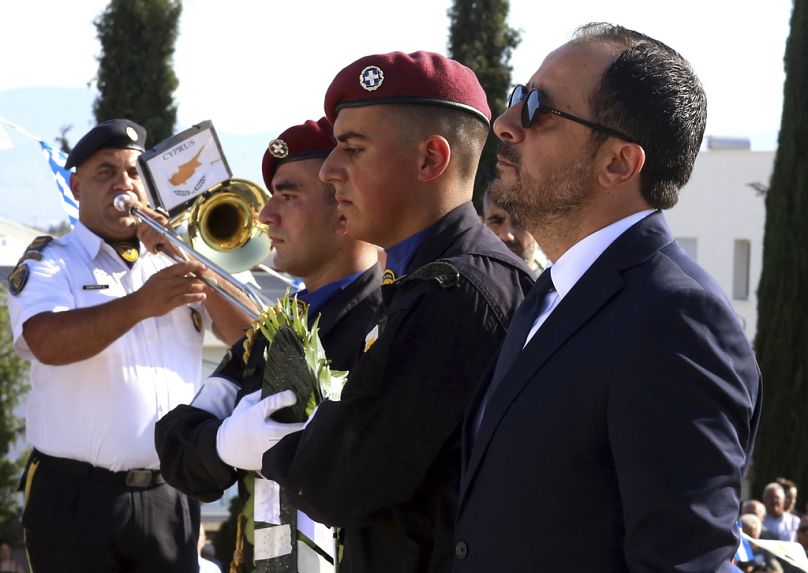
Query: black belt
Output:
[[32, 450, 165, 489]]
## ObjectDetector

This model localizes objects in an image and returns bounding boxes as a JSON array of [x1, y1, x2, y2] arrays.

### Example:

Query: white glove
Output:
[[216, 389, 305, 471]]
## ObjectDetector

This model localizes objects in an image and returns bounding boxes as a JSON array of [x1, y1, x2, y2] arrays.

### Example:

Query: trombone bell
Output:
[[186, 178, 271, 273]]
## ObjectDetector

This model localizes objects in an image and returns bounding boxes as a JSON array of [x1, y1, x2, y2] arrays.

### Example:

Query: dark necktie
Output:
[[474, 268, 554, 439]]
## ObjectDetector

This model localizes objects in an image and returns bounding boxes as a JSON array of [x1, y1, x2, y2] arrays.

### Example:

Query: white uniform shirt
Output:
[[8, 222, 209, 471]]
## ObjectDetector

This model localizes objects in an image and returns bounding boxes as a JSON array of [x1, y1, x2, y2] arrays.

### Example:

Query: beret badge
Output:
[[268, 138, 289, 159], [126, 126, 139, 142], [359, 65, 384, 92]]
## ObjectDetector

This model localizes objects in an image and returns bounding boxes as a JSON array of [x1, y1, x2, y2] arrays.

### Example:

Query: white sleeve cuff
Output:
[[191, 376, 239, 418]]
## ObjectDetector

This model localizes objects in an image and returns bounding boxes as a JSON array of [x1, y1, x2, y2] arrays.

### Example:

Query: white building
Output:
[[0, 216, 42, 267], [665, 142, 773, 343]]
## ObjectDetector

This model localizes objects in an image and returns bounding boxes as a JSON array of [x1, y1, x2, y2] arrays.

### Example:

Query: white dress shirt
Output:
[[524, 210, 655, 345], [8, 222, 210, 471]]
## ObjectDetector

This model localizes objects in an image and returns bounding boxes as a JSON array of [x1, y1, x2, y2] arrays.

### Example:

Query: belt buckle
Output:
[[125, 469, 153, 488]]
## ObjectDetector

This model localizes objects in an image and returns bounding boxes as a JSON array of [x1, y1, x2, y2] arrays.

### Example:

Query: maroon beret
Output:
[[324, 51, 491, 125], [261, 117, 335, 190]]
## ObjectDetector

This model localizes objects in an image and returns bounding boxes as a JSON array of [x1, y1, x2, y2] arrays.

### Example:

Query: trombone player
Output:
[[6, 119, 255, 573]]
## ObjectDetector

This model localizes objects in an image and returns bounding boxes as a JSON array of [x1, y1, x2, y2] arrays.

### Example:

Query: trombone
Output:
[[114, 180, 270, 321]]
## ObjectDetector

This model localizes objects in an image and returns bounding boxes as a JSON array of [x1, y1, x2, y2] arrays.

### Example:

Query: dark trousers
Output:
[[22, 451, 200, 573]]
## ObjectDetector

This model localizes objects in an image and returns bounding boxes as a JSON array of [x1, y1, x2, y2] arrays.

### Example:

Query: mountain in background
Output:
[[0, 87, 273, 230]]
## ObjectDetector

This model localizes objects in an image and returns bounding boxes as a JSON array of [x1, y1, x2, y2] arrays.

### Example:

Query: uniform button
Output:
[[455, 541, 468, 559]]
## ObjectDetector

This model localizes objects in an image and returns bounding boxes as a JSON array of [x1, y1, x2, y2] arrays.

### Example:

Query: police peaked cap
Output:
[[65, 119, 147, 170], [324, 51, 491, 125], [261, 117, 335, 190]]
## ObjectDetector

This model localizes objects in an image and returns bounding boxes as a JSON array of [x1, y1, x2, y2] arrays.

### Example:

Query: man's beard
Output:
[[489, 142, 593, 232]]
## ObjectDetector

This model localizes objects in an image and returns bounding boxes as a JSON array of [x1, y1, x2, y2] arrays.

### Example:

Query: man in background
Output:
[[764, 482, 801, 541], [482, 188, 546, 274]]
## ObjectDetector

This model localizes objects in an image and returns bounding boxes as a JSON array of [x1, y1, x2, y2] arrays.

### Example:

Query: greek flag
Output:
[[735, 535, 755, 563], [39, 140, 78, 228]]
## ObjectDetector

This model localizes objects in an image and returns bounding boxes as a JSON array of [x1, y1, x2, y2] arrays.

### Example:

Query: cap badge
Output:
[[268, 138, 289, 159], [359, 65, 384, 91], [126, 126, 139, 142]]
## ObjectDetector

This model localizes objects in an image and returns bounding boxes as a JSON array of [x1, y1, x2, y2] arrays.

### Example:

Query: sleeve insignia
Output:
[[363, 323, 380, 353], [8, 235, 54, 296], [8, 264, 30, 296]]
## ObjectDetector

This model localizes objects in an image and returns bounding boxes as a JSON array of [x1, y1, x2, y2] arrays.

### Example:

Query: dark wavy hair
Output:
[[572, 23, 707, 209]]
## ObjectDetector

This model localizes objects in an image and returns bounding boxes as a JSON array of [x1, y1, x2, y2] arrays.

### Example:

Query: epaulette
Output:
[[8, 235, 54, 296], [395, 260, 459, 289]]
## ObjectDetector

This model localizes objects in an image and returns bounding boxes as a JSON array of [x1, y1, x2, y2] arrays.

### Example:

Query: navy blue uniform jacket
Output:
[[454, 212, 762, 572], [262, 203, 535, 573]]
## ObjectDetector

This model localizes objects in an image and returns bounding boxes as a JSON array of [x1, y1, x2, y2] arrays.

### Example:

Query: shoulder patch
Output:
[[8, 264, 30, 296], [8, 235, 54, 296]]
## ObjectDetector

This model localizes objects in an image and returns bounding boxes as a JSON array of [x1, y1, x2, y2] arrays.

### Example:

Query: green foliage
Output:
[[447, 0, 520, 211], [0, 288, 29, 542], [752, 0, 808, 500], [94, 0, 182, 144]]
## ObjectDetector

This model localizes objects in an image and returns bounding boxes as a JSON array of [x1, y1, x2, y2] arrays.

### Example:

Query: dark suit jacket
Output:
[[454, 212, 762, 573]]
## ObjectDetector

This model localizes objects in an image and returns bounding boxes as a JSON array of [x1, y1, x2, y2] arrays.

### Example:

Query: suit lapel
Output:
[[459, 211, 675, 508], [459, 268, 625, 503]]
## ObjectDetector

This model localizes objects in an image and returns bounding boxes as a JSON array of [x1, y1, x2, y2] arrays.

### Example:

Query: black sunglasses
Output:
[[508, 84, 638, 144]]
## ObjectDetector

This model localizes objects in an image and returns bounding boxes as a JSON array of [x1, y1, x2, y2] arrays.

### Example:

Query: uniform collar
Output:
[[398, 202, 481, 276], [73, 221, 106, 260], [73, 221, 143, 265], [384, 226, 431, 280], [297, 270, 365, 321]]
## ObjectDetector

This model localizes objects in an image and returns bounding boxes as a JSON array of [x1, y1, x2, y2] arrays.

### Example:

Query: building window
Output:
[[678, 238, 698, 261], [733, 239, 751, 300]]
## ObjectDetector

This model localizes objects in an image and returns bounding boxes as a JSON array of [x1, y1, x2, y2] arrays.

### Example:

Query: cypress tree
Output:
[[94, 0, 182, 144], [447, 0, 520, 211], [752, 0, 808, 499]]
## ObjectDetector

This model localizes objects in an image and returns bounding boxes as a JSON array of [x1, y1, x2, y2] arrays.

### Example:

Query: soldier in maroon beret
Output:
[[259, 51, 535, 572], [155, 118, 383, 572]]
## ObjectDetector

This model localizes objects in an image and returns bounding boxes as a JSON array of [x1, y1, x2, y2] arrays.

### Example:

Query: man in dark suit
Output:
[[454, 23, 762, 572]]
